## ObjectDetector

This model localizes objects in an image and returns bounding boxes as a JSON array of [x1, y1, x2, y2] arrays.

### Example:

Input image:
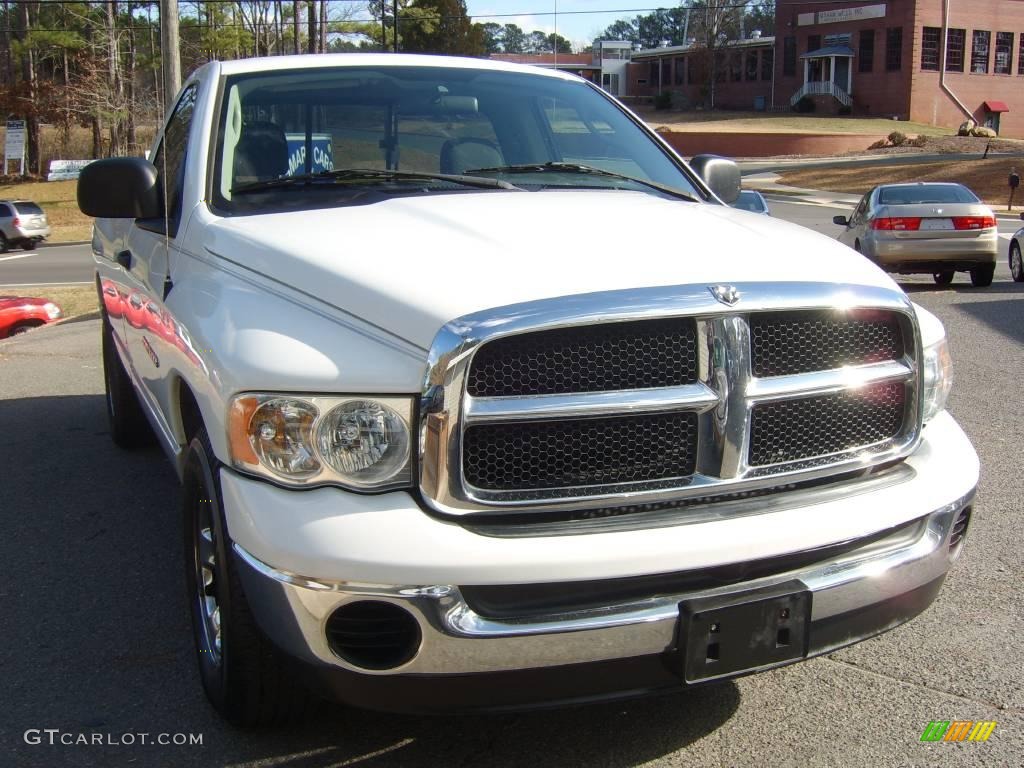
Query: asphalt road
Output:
[[1, 203, 1022, 767], [0, 242, 94, 287]]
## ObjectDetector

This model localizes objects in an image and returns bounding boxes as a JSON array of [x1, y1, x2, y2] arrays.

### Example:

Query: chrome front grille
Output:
[[467, 317, 698, 396], [463, 412, 699, 492], [750, 310, 905, 377], [748, 381, 906, 467], [419, 282, 922, 517]]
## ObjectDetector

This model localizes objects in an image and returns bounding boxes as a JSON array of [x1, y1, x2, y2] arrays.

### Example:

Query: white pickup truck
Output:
[[79, 54, 978, 725]]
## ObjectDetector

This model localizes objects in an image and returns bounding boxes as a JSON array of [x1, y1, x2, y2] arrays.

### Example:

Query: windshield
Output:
[[212, 65, 704, 212], [877, 184, 979, 205], [14, 202, 43, 215]]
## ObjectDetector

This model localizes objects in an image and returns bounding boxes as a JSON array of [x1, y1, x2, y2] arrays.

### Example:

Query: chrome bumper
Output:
[[233, 488, 973, 678]]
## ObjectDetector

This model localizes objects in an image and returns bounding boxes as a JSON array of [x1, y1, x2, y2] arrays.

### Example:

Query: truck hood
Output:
[[203, 189, 900, 349]]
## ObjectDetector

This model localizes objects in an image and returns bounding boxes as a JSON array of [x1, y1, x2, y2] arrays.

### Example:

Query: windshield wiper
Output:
[[463, 161, 700, 202], [232, 168, 521, 195]]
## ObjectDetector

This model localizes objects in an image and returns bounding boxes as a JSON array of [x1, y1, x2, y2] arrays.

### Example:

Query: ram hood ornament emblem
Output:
[[709, 284, 741, 306]]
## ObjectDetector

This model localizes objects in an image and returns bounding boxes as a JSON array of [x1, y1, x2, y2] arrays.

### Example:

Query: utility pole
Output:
[[160, 0, 181, 112]]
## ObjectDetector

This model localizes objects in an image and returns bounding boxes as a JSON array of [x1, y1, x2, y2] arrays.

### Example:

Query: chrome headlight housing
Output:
[[915, 304, 953, 424], [228, 394, 414, 491]]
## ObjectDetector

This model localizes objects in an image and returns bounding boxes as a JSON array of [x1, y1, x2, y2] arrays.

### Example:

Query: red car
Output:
[[0, 295, 64, 337]]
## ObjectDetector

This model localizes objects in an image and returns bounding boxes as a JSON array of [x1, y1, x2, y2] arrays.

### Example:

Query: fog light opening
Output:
[[948, 506, 972, 558], [326, 600, 422, 670]]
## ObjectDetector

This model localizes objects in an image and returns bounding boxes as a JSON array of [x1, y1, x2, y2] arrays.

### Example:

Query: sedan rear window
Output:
[[878, 185, 979, 205], [13, 202, 43, 215]]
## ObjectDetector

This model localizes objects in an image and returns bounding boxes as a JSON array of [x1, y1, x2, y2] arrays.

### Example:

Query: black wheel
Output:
[[853, 240, 862, 253], [21, 239, 36, 251], [183, 429, 314, 726], [0, 233, 8, 253], [1011, 243, 1024, 283], [8, 321, 42, 336], [101, 316, 153, 449], [970, 264, 995, 287], [932, 270, 955, 285]]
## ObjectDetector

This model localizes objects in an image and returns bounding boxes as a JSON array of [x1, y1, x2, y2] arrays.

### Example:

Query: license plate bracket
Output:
[[920, 218, 954, 231], [679, 580, 811, 683]]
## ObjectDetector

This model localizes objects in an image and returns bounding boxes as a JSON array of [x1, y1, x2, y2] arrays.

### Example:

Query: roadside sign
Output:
[[285, 133, 333, 176], [5, 118, 25, 175]]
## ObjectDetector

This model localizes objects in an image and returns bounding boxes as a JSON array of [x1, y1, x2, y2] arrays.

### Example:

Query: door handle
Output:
[[115, 250, 132, 270]]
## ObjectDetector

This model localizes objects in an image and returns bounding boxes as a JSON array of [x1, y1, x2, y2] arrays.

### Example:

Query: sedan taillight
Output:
[[952, 215, 996, 230], [871, 217, 922, 231]]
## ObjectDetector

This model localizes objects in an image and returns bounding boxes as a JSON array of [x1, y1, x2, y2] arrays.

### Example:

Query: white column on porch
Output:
[[847, 57, 853, 95], [803, 57, 809, 86]]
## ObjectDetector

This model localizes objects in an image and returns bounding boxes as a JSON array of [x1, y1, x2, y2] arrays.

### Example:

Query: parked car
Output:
[[732, 189, 771, 215], [0, 295, 63, 337], [79, 54, 977, 725], [833, 182, 998, 286], [0, 200, 51, 251], [1010, 212, 1024, 283]]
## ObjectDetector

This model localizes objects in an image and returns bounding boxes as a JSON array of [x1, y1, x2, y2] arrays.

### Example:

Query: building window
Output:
[[807, 34, 821, 53], [761, 47, 774, 80], [885, 27, 903, 71], [674, 57, 685, 85], [946, 28, 965, 71], [688, 56, 697, 84], [649, 61, 659, 84], [825, 33, 851, 47], [994, 32, 1013, 74], [1019, 34, 1024, 74], [662, 58, 672, 86], [729, 52, 742, 81], [783, 36, 796, 76], [745, 51, 758, 80], [636, 78, 648, 85], [859, 30, 875, 72], [971, 30, 990, 73], [921, 27, 940, 71]]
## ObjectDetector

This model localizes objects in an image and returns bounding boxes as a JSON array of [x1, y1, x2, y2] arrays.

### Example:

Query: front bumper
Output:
[[223, 411, 978, 711]]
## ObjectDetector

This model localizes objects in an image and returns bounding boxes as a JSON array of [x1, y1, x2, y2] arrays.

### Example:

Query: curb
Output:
[[39, 240, 90, 249]]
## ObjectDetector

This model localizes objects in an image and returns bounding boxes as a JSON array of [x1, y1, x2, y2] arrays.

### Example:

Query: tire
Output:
[[853, 240, 862, 253], [970, 264, 995, 287], [101, 316, 153, 449], [0, 233, 8, 253], [21, 239, 36, 251], [9, 321, 42, 336], [1011, 242, 1024, 283], [932, 270, 955, 285], [183, 429, 314, 726]]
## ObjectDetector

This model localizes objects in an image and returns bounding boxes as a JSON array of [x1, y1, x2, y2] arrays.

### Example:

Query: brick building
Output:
[[619, 1, 1024, 137]]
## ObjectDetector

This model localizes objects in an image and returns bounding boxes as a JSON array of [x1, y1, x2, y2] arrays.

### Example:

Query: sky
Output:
[[464, 1, 663, 49]]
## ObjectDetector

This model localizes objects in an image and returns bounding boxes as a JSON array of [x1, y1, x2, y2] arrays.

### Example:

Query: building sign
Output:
[[799, 4, 887, 26], [5, 119, 25, 174]]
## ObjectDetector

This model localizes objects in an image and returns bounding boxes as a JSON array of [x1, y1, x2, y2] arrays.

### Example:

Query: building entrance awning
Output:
[[983, 100, 1010, 112], [800, 45, 855, 59]]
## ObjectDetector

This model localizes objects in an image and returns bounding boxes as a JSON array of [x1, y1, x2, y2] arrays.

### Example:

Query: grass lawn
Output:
[[639, 109, 952, 136], [0, 178, 92, 242], [777, 159, 1024, 210]]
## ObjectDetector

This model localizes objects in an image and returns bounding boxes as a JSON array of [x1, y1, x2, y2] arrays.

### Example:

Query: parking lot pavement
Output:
[[2, 252, 1023, 766]]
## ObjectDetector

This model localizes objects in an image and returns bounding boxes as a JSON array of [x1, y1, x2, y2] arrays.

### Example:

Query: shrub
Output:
[[909, 134, 929, 147], [653, 91, 672, 110], [793, 96, 815, 113], [867, 139, 888, 150], [887, 131, 907, 146]]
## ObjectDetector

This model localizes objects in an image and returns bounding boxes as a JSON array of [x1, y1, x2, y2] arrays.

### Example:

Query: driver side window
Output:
[[150, 83, 199, 234]]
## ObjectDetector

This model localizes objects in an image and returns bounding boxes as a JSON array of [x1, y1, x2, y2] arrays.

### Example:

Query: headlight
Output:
[[44, 302, 62, 320], [228, 394, 414, 491], [921, 334, 953, 423]]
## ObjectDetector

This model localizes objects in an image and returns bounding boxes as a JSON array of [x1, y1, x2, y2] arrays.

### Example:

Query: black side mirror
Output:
[[833, 215, 850, 226], [689, 154, 741, 204], [78, 158, 161, 219]]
